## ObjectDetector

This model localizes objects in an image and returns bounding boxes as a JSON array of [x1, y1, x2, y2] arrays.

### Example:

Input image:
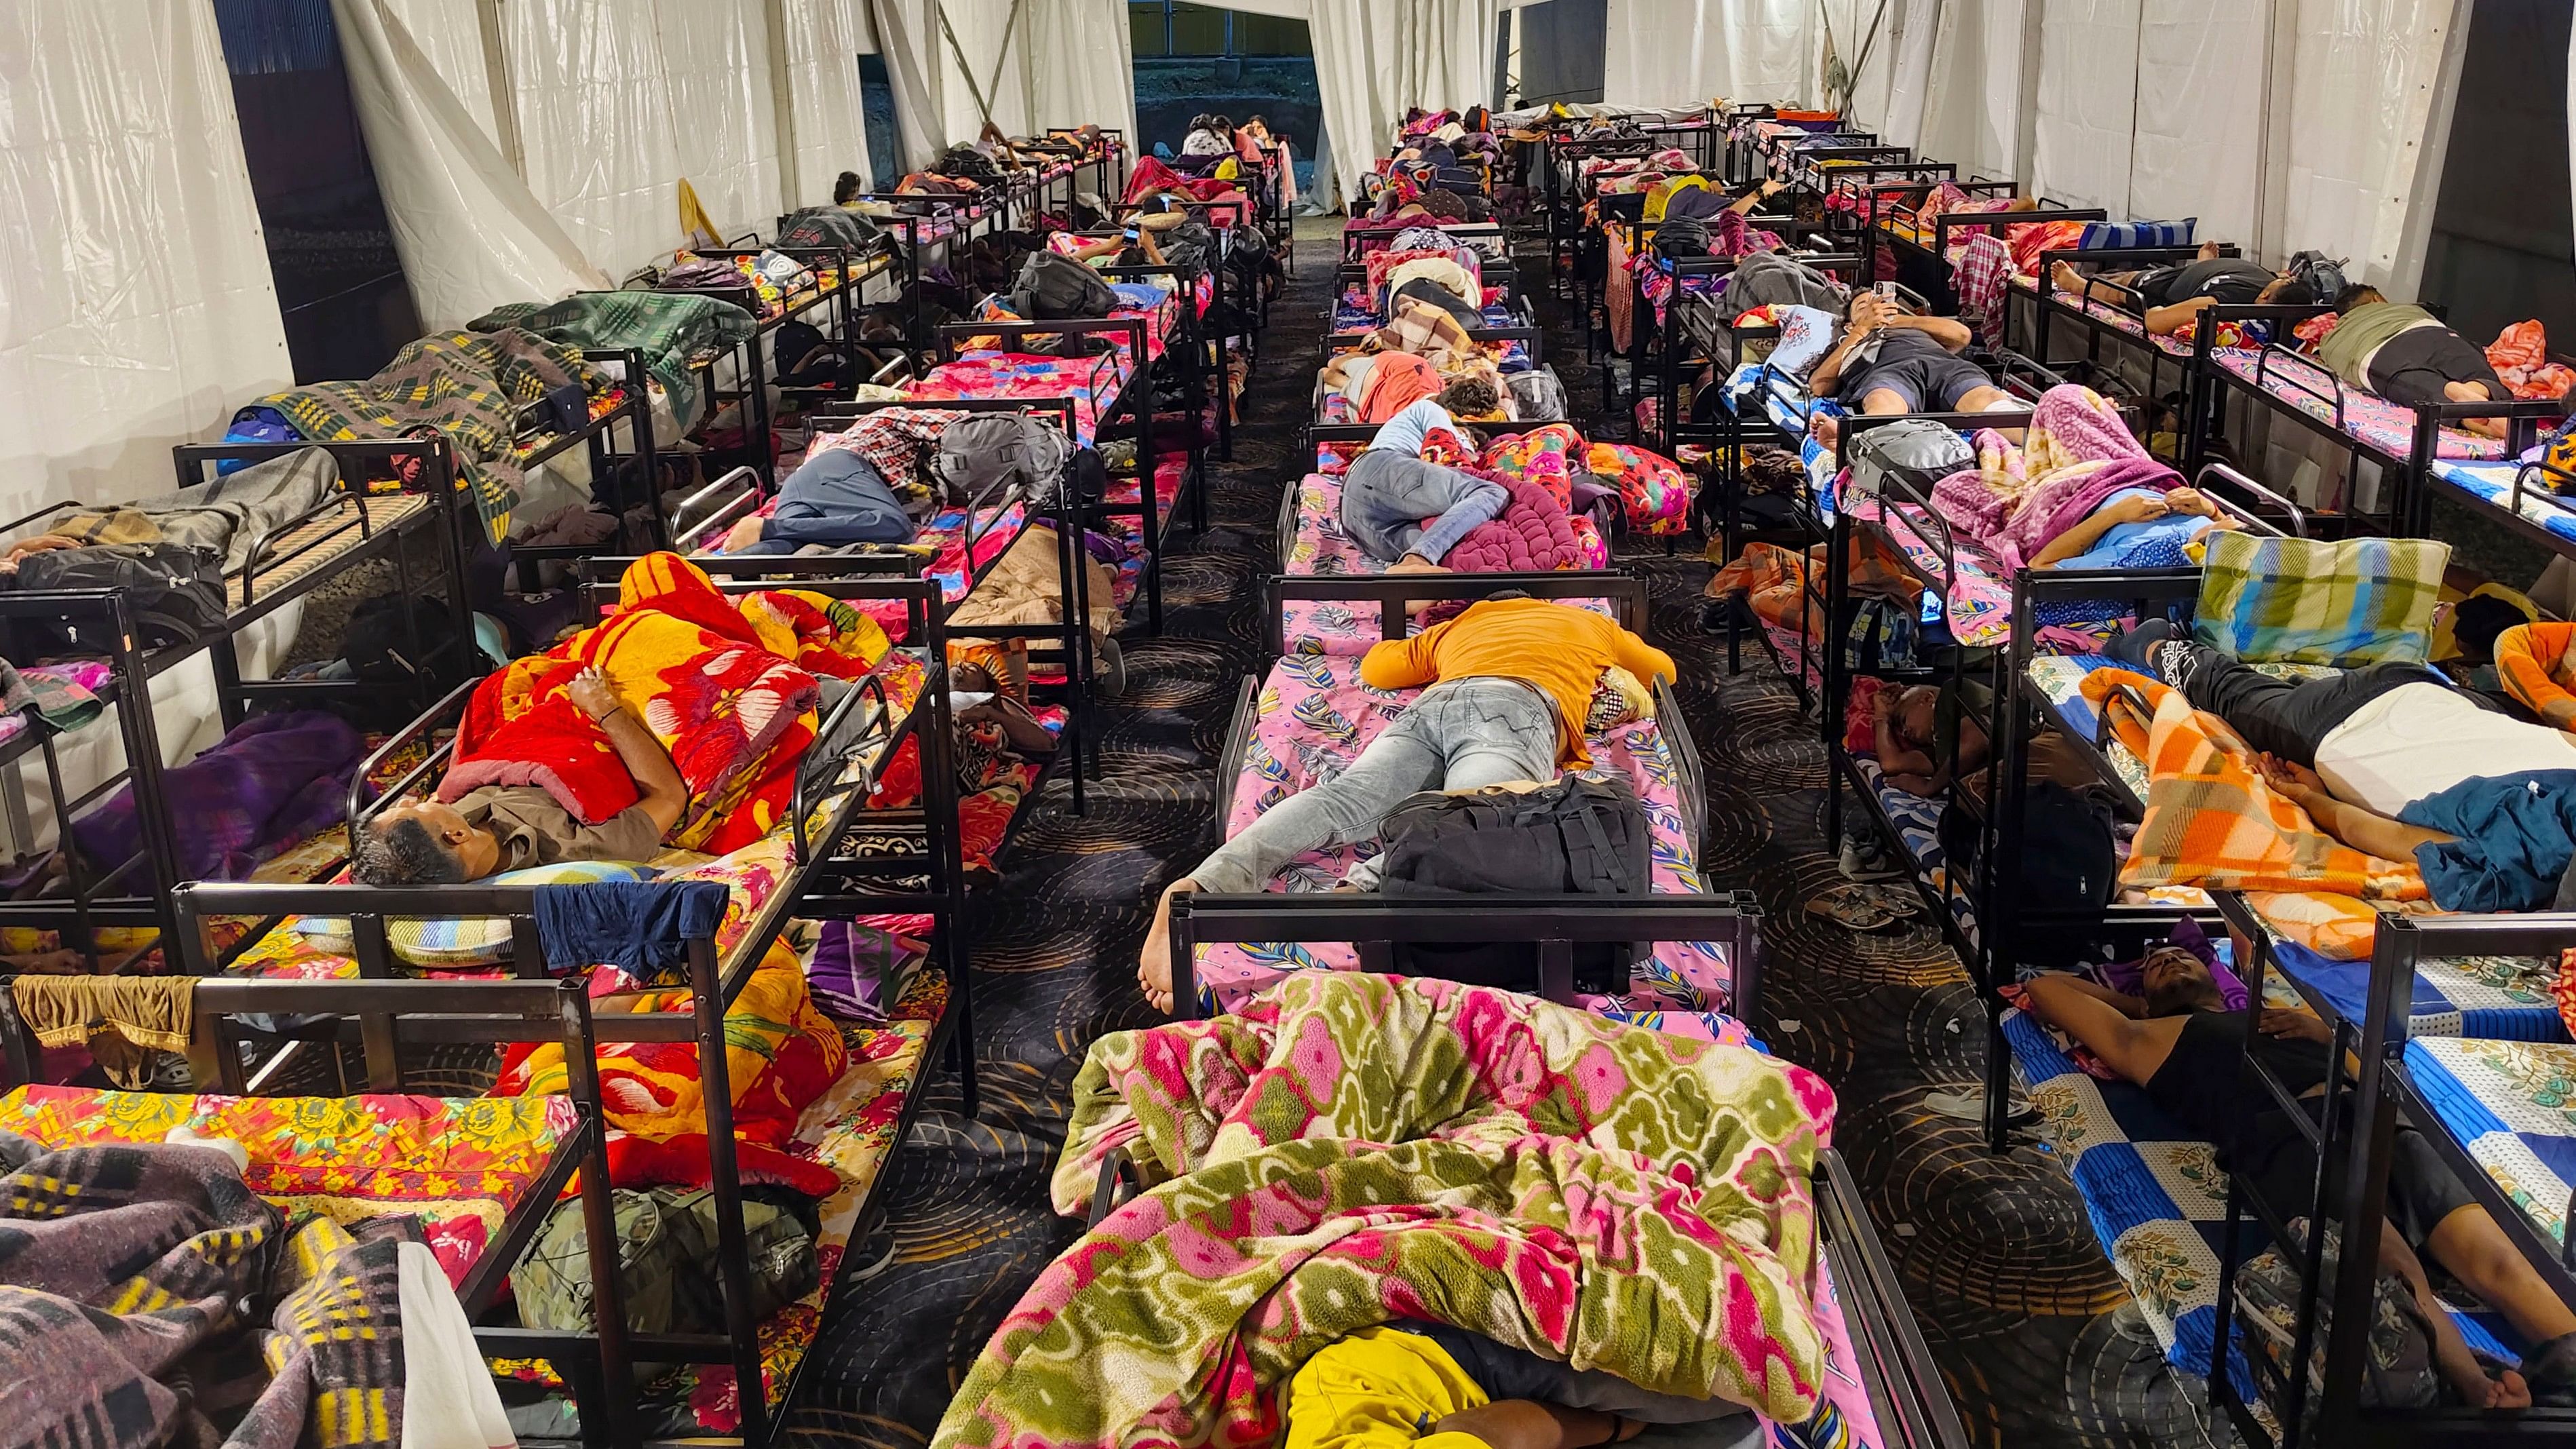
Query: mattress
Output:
[[0, 1083, 576, 1290], [2429, 460, 2576, 545], [2209, 347, 2507, 462], [234, 493, 431, 608], [2406, 1036, 2576, 1256], [1850, 754, 1978, 942], [1204, 651, 1744, 1041], [2270, 935, 2564, 1043]]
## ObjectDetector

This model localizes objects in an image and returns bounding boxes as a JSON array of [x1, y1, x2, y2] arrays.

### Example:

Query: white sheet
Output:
[[1602, 0, 1822, 113]]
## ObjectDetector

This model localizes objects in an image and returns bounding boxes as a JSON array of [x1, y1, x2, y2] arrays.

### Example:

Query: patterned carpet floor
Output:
[[791, 217, 2216, 1449]]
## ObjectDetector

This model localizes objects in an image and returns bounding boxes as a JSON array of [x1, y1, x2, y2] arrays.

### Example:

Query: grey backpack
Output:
[[934, 412, 1074, 507], [1008, 251, 1116, 320]]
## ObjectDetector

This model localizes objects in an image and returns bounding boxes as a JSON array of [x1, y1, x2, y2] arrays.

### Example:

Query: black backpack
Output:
[[1377, 774, 1652, 994], [11, 543, 227, 656], [1942, 779, 2117, 967], [1655, 216, 1712, 258], [1009, 252, 1117, 321]]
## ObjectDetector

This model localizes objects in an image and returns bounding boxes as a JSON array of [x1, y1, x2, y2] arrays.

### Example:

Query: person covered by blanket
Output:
[[1285, 1319, 1752, 1449], [1337, 388, 1511, 575], [2318, 285, 2518, 438], [354, 667, 685, 884], [2020, 948, 2576, 1408], [717, 442, 917, 556], [2049, 239, 2318, 336], [2104, 614, 2576, 912], [2029, 484, 2243, 571], [1807, 290, 2016, 453], [1136, 594, 1676, 1012]]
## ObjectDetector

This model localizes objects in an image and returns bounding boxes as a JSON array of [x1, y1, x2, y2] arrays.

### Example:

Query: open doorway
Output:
[[1128, 2, 1321, 198]]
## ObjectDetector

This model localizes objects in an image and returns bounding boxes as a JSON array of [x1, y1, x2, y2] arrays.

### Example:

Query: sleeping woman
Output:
[[2028, 485, 2242, 571]]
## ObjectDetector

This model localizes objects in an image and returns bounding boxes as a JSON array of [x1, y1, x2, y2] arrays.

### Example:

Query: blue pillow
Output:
[[2079, 218, 2197, 250]]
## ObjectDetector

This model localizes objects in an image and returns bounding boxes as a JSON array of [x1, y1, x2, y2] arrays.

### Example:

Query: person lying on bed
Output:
[[1338, 387, 1512, 575], [1806, 290, 2014, 453], [1871, 682, 1989, 797], [717, 445, 918, 555], [1286, 1319, 1752, 1449], [2107, 617, 2576, 911], [2028, 484, 2242, 570], [2318, 286, 2517, 438], [1136, 594, 1677, 1012], [353, 668, 686, 884], [2048, 240, 2317, 336], [2020, 957, 2576, 1408]]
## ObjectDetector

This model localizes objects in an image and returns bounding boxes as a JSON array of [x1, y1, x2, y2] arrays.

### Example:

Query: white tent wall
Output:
[[501, 1, 689, 273], [1879, 0, 2029, 181], [1600, 0, 1820, 111], [1029, 1, 1140, 164], [2126, 1, 2267, 246], [654, 0, 787, 242], [2276, 0, 2460, 286], [2027, 0, 2140, 212], [0, 0, 303, 805], [332, 0, 610, 330], [1306, 0, 1503, 201], [779, 0, 879, 208]]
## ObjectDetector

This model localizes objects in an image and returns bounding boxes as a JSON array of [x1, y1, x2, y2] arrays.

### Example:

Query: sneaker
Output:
[[1094, 636, 1127, 698]]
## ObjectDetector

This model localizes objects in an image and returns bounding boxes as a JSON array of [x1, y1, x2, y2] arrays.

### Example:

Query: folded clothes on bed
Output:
[[934, 974, 1839, 1449]]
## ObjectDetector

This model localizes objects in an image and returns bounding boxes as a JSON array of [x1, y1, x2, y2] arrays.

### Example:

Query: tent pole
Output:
[[765, 0, 800, 206], [473, 0, 524, 180]]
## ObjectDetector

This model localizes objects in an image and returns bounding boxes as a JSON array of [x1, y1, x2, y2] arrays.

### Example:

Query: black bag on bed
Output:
[[8, 543, 227, 656], [1010, 252, 1117, 321], [1375, 774, 1651, 995], [1940, 779, 2115, 967]]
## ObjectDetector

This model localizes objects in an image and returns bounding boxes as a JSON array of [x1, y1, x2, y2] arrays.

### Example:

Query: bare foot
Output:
[[723, 515, 768, 554], [1136, 878, 1199, 1013], [2197, 239, 2225, 261], [1810, 414, 1840, 453], [1387, 554, 1450, 575], [2458, 1364, 2531, 1410]]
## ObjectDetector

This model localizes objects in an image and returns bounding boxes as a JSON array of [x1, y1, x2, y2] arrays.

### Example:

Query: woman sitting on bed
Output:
[[354, 668, 685, 884], [2020, 956, 2576, 1409], [2317, 286, 2518, 438]]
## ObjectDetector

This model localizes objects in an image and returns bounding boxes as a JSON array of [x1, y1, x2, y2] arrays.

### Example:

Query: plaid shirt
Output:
[[1953, 233, 2014, 347], [809, 406, 959, 493]]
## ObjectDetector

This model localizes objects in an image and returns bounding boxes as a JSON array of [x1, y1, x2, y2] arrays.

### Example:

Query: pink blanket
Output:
[[1927, 384, 2176, 571]]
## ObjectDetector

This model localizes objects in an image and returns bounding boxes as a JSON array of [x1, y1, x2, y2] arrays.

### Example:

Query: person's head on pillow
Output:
[[353, 803, 495, 885], [2448, 594, 2535, 666], [2259, 273, 2318, 307], [1434, 375, 1501, 421], [2138, 942, 2230, 1018]]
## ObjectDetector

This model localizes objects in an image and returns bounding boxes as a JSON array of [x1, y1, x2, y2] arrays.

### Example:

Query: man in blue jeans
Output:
[[1339, 388, 1506, 574], [721, 447, 916, 554]]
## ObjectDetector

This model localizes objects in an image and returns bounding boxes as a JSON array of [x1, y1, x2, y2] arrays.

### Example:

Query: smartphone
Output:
[[1122, 226, 1139, 242], [1875, 281, 1899, 302]]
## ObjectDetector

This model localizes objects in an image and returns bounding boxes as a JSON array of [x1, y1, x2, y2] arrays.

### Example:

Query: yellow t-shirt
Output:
[[1358, 598, 1679, 767], [1284, 1327, 1492, 1449]]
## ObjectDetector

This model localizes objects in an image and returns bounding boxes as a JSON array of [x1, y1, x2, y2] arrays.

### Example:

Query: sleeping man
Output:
[[2318, 285, 2516, 438], [2107, 617, 2576, 912], [1136, 594, 1676, 1012], [1805, 290, 2015, 453], [2018, 952, 2576, 1408], [2048, 240, 2318, 336], [355, 668, 685, 883], [1337, 389, 1509, 575]]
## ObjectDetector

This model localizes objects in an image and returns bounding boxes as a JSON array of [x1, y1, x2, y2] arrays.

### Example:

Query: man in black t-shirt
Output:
[[1806, 290, 2014, 452], [2050, 240, 2317, 336]]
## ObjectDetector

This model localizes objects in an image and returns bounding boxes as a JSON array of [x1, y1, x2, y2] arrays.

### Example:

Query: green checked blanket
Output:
[[933, 973, 1841, 1449], [2193, 530, 2450, 666], [249, 328, 609, 545], [471, 290, 754, 432]]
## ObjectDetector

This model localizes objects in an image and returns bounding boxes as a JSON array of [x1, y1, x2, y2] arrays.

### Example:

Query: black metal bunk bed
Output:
[[98, 564, 973, 1448], [1614, 207, 1849, 450], [493, 345, 667, 586], [2005, 242, 2244, 418], [2179, 303, 2558, 539], [2205, 897, 2576, 1447], [691, 239, 898, 480], [1868, 190, 2108, 318], [0, 437, 470, 975]]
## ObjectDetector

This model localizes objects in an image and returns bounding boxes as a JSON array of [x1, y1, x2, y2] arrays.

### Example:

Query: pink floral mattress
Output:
[[2210, 346, 2506, 461], [1202, 650, 1746, 1041]]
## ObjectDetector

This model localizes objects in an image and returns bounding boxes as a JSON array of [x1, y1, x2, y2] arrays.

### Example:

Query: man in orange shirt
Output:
[[1138, 595, 1676, 1011]]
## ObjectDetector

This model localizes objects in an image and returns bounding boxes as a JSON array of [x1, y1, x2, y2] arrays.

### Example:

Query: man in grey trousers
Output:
[[1338, 393, 1506, 573]]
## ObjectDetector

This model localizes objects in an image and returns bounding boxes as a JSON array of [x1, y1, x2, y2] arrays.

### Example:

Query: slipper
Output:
[[1805, 882, 1923, 931]]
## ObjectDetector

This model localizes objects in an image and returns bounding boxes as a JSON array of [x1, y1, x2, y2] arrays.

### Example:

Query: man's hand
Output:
[[569, 667, 620, 722], [2261, 1008, 2334, 1045], [1870, 690, 1896, 720]]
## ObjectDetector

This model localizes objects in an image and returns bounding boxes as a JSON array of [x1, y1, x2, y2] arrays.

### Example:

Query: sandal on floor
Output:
[[1804, 882, 1924, 931]]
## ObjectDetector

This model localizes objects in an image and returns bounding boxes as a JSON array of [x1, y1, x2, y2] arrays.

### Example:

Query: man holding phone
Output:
[[1807, 289, 2015, 452]]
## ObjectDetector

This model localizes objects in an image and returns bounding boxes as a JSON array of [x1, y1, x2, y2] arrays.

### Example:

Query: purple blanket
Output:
[[75, 710, 368, 883]]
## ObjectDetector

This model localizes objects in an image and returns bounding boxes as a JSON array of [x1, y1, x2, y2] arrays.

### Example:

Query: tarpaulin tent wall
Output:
[[1838, 0, 2465, 290], [1, 0, 307, 779], [864, 0, 1138, 178]]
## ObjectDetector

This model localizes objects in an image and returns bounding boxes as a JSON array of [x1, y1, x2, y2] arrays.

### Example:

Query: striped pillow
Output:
[[2079, 218, 2197, 250], [294, 861, 645, 968]]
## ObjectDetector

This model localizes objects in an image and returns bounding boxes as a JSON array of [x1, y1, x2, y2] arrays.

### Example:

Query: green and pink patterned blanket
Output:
[[934, 973, 1841, 1448]]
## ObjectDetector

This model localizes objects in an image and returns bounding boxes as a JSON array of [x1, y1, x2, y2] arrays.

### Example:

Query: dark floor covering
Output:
[[790, 216, 2212, 1449]]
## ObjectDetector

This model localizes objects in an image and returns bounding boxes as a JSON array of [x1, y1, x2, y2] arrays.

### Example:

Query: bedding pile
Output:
[[469, 291, 757, 432], [934, 973, 1838, 1449]]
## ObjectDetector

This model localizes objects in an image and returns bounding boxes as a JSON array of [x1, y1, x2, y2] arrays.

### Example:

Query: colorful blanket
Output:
[[442, 553, 884, 854], [470, 291, 756, 431], [0, 1139, 406, 1449], [1928, 384, 2177, 573], [75, 710, 369, 883], [247, 327, 610, 545], [2080, 669, 2429, 905], [932, 974, 1837, 1449], [2497, 621, 2576, 731], [494, 942, 847, 1197]]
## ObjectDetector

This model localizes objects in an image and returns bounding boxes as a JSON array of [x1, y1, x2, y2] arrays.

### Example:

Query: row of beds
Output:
[[1125, 119, 1973, 1449], [1698, 105, 2576, 1444], [0, 121, 1284, 1448]]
